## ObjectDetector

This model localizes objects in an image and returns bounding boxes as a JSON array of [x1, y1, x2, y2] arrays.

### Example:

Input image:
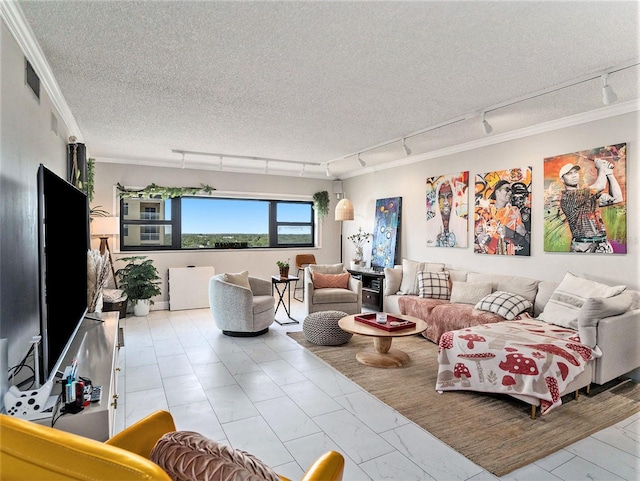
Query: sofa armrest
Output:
[[594, 309, 640, 384]]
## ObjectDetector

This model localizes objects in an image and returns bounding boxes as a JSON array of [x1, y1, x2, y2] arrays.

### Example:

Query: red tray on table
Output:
[[354, 313, 416, 332]]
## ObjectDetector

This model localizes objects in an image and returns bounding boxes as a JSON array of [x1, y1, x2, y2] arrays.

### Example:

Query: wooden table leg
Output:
[[355, 336, 410, 368]]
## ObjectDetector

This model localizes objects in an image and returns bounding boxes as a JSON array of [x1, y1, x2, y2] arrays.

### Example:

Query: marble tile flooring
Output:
[[114, 299, 639, 480]]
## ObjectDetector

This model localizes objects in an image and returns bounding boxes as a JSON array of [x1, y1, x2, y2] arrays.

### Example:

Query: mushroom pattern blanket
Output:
[[435, 317, 600, 415]]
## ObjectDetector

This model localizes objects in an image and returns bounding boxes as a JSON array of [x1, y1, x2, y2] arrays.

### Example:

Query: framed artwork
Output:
[[474, 167, 532, 256], [426, 171, 469, 248], [370, 197, 402, 269], [543, 143, 626, 254]]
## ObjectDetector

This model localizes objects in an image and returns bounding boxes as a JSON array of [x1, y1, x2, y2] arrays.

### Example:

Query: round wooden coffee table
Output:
[[338, 313, 427, 368]]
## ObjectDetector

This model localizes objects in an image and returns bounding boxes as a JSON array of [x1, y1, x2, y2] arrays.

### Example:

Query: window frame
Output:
[[119, 195, 315, 251]]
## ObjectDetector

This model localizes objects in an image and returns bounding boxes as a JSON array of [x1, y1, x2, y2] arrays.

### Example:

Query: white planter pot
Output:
[[133, 299, 150, 317]]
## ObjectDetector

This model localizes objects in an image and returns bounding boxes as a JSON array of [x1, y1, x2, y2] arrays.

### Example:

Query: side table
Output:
[[271, 275, 299, 325]]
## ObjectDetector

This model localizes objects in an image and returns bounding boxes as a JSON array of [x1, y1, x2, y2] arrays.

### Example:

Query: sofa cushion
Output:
[[309, 263, 345, 275], [578, 293, 633, 348], [150, 430, 280, 481], [312, 288, 358, 305], [398, 259, 444, 295], [540, 272, 627, 329], [449, 281, 492, 305], [384, 267, 403, 295], [467, 272, 539, 303], [312, 271, 350, 289], [224, 271, 251, 290], [418, 271, 450, 300], [475, 291, 533, 320]]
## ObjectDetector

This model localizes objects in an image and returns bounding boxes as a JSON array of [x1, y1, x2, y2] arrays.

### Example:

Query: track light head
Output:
[[299, 164, 305, 176], [481, 112, 493, 135], [602, 73, 618, 105], [325, 164, 331, 177], [358, 153, 366, 167], [402, 138, 412, 156]]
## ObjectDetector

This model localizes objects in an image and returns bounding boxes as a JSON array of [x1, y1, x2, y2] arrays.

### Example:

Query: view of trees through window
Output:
[[120, 196, 314, 251]]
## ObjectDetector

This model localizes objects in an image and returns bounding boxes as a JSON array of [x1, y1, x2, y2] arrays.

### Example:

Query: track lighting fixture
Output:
[[357, 153, 366, 167], [402, 138, 411, 156], [299, 164, 305, 176], [265, 160, 269, 174], [326, 164, 331, 177], [602, 73, 618, 105], [481, 112, 493, 135]]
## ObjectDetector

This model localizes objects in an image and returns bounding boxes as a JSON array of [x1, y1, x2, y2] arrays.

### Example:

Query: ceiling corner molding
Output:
[[352, 99, 640, 179], [1, 0, 83, 142]]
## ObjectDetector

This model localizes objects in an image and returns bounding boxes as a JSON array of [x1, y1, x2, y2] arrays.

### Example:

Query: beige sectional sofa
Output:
[[383, 261, 640, 386]]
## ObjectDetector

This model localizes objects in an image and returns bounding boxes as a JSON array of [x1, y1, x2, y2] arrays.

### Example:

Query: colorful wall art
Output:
[[543, 143, 626, 254], [370, 197, 402, 269], [426, 171, 469, 248], [474, 167, 532, 256]]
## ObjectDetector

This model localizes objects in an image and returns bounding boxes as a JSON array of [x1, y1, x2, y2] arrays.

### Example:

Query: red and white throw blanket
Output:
[[436, 317, 600, 415]]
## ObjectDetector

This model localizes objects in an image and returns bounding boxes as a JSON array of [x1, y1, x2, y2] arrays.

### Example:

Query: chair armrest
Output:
[[106, 410, 176, 460], [301, 451, 345, 481], [348, 276, 362, 294], [249, 276, 272, 296]]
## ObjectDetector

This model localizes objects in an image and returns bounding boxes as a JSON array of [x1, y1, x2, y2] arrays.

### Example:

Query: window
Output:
[[120, 196, 314, 251]]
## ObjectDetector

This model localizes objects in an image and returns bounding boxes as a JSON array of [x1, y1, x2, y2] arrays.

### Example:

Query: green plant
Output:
[[115, 256, 162, 304], [116, 183, 215, 199], [276, 259, 290, 268], [312, 191, 330, 221], [348, 227, 373, 261], [86, 157, 96, 202]]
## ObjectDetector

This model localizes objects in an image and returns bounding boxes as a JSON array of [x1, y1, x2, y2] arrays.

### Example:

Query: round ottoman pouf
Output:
[[303, 310, 352, 346]]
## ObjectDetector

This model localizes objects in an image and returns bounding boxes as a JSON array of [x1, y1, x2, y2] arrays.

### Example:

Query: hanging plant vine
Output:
[[312, 190, 330, 221], [116, 183, 216, 199]]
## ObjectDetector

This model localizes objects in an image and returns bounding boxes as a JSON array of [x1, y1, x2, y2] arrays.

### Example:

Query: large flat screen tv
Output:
[[37, 164, 89, 383]]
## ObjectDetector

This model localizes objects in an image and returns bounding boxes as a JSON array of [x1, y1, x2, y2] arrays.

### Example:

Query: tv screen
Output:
[[37, 164, 89, 383]]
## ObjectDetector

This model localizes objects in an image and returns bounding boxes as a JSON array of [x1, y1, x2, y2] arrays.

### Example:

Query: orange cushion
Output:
[[312, 271, 350, 289]]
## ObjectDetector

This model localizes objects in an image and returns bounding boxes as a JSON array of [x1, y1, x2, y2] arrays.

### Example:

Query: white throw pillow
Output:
[[539, 272, 626, 329], [577, 293, 633, 348], [398, 259, 444, 295], [450, 281, 493, 305], [475, 291, 533, 320], [418, 271, 450, 300], [384, 267, 403, 296], [224, 271, 251, 290]]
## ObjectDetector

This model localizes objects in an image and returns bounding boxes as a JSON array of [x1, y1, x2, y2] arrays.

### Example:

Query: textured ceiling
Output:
[[15, 1, 640, 179]]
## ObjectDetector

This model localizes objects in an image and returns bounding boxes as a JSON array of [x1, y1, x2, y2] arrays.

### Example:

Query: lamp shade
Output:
[[91, 216, 120, 236], [335, 198, 354, 221]]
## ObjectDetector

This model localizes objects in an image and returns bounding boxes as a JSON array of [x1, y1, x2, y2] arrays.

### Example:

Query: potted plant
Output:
[[347, 227, 373, 268], [276, 259, 290, 278], [312, 191, 330, 221], [115, 256, 162, 316]]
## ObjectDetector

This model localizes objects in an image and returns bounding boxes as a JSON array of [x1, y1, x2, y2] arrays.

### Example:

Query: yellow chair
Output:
[[0, 410, 344, 481]]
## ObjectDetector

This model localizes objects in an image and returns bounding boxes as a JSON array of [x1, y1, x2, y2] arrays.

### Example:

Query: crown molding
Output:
[[1, 0, 83, 142]]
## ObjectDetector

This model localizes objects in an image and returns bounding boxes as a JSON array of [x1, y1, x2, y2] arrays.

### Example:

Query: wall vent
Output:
[[25, 58, 40, 101]]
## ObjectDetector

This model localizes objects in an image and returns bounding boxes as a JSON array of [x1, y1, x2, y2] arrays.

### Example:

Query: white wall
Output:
[[342, 112, 639, 290], [93, 163, 338, 309]]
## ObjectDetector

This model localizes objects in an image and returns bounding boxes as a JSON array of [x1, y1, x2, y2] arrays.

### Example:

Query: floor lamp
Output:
[[91, 216, 120, 287], [335, 197, 354, 263]]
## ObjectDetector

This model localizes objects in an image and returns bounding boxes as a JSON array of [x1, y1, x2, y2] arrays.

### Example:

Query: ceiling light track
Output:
[[171, 149, 321, 168]]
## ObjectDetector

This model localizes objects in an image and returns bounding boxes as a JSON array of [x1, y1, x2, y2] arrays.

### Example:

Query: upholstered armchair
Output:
[[0, 410, 345, 481], [209, 272, 275, 336], [304, 263, 362, 316]]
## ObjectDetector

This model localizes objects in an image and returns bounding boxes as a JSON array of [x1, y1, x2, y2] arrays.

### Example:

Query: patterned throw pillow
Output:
[[151, 431, 281, 481], [312, 271, 350, 289], [449, 281, 493, 305], [475, 291, 533, 320], [418, 271, 450, 300]]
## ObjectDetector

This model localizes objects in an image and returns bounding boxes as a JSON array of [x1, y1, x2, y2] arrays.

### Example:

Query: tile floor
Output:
[[115, 298, 639, 481]]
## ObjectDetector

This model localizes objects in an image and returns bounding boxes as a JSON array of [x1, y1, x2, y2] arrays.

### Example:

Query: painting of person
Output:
[[544, 143, 626, 254], [426, 172, 468, 248], [474, 167, 532, 256]]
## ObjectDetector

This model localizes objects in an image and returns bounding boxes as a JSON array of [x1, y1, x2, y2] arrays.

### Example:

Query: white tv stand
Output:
[[34, 311, 121, 441]]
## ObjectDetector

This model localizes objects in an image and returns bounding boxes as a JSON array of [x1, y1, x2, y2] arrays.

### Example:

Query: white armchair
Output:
[[304, 264, 362, 316], [209, 272, 274, 336]]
